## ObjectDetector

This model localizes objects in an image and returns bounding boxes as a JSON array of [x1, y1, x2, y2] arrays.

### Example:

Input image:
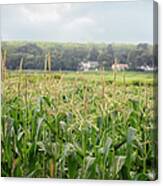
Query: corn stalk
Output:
[[47, 52, 51, 72], [1, 50, 7, 81]]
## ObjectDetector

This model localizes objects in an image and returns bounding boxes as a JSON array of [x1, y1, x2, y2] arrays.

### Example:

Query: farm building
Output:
[[79, 61, 99, 71], [112, 63, 129, 71], [136, 65, 155, 72]]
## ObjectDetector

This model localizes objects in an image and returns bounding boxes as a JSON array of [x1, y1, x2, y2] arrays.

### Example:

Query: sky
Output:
[[0, 0, 153, 43]]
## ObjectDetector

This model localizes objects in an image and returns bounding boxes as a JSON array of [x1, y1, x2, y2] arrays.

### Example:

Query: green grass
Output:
[[1, 71, 157, 180]]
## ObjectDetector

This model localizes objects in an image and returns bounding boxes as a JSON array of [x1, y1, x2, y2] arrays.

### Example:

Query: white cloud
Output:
[[1, 1, 153, 43], [20, 3, 72, 23], [65, 16, 95, 31]]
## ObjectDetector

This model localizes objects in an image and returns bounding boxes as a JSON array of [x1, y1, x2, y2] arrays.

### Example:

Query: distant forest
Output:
[[1, 41, 158, 71]]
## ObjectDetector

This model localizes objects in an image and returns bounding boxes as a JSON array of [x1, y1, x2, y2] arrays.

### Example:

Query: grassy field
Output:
[[1, 71, 157, 180]]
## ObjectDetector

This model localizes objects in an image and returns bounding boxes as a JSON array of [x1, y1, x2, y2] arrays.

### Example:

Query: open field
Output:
[[1, 71, 157, 180]]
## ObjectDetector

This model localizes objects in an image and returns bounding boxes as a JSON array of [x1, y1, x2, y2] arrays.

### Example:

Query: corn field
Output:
[[1, 71, 157, 180]]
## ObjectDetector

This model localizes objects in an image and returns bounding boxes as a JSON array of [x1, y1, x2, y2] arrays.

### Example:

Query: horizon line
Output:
[[1, 40, 153, 45]]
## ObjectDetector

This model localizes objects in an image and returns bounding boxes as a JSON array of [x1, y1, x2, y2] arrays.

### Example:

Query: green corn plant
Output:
[[1, 70, 157, 180]]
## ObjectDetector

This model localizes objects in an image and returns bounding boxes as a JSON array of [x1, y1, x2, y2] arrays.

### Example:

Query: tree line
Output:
[[1, 41, 157, 71]]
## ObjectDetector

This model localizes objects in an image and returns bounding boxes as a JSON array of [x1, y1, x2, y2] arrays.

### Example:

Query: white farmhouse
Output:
[[79, 61, 99, 71]]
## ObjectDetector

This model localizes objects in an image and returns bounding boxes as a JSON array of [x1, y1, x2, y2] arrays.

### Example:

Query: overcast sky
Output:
[[0, 0, 153, 43]]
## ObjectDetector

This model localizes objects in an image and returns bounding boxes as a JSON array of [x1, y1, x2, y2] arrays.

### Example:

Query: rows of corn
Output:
[[1, 71, 157, 180]]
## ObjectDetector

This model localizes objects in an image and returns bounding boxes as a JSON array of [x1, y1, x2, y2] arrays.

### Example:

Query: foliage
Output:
[[1, 41, 156, 71], [1, 71, 157, 179]]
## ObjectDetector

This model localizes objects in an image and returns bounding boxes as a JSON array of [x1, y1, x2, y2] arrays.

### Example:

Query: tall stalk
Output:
[[1, 50, 7, 81], [19, 57, 24, 72], [47, 52, 51, 72], [44, 54, 47, 72], [101, 66, 105, 107]]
